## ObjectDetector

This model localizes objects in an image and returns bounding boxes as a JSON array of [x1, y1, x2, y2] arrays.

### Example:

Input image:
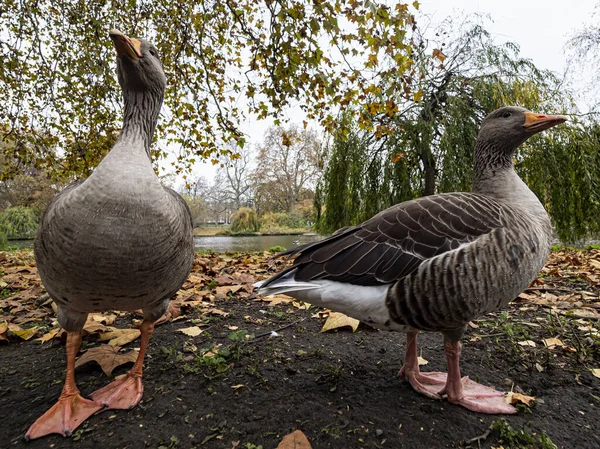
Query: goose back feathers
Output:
[[257, 106, 564, 341]]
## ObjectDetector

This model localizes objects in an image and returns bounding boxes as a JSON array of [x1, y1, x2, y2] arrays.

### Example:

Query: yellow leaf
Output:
[[413, 89, 423, 103], [97, 328, 141, 346], [505, 392, 536, 406], [256, 294, 293, 306], [75, 345, 139, 376], [518, 340, 536, 347], [9, 324, 39, 340], [412, 1, 419, 9], [320, 312, 360, 333], [417, 356, 428, 366], [277, 430, 312, 449], [0, 321, 8, 342], [179, 326, 203, 337], [36, 327, 64, 343], [542, 337, 565, 349], [591, 368, 600, 379]]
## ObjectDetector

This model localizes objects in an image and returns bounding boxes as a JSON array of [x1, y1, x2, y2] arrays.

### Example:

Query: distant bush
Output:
[[0, 206, 38, 239], [259, 210, 311, 234], [268, 245, 286, 253], [230, 207, 260, 234], [0, 231, 9, 250]]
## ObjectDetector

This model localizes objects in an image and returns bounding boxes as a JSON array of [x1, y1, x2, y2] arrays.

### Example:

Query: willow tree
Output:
[[1, 0, 422, 181], [316, 18, 600, 242]]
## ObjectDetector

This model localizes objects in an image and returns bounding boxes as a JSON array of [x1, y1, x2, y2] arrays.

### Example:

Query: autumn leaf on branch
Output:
[[0, 1, 419, 179]]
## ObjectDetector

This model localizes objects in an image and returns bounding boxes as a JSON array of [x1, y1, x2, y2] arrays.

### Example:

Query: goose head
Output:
[[477, 106, 567, 154], [474, 106, 567, 173], [109, 29, 166, 95]]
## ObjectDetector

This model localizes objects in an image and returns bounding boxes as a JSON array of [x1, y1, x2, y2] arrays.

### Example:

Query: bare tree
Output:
[[251, 126, 322, 213], [217, 145, 253, 210]]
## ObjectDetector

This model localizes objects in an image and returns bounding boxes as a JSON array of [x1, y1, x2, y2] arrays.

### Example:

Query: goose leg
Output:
[[399, 330, 447, 399], [440, 339, 516, 414], [90, 320, 154, 410], [25, 331, 104, 440]]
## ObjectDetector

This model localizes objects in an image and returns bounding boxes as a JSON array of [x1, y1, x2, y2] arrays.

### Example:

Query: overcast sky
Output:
[[179, 0, 598, 185]]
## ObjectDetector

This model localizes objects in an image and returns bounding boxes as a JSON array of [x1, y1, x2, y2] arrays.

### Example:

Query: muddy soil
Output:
[[1, 296, 599, 449]]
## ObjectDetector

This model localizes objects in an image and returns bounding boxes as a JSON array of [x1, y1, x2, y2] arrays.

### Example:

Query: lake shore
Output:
[[193, 226, 313, 237]]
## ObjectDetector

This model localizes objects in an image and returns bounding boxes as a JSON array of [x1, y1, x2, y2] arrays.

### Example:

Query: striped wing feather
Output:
[[265, 192, 504, 287]]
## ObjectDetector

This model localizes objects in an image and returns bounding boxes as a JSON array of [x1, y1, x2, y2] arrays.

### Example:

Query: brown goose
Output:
[[256, 106, 566, 414], [26, 30, 194, 439]]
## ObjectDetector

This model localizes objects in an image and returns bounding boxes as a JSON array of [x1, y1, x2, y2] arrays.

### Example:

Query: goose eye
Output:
[[502, 111, 511, 118], [149, 49, 157, 57]]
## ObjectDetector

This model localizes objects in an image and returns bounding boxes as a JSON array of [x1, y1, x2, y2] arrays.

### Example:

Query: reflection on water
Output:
[[8, 234, 326, 253], [194, 234, 325, 253]]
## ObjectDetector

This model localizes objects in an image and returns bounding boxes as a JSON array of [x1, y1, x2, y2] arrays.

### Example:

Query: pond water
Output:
[[8, 234, 326, 253]]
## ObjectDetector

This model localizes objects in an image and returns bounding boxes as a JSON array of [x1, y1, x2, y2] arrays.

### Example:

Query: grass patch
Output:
[[491, 419, 557, 449]]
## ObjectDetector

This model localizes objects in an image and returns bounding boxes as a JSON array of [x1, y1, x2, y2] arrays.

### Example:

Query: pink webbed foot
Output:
[[441, 376, 516, 414], [399, 331, 447, 400], [25, 393, 104, 439], [91, 320, 155, 411], [441, 339, 516, 414], [90, 373, 143, 410], [399, 365, 447, 400]]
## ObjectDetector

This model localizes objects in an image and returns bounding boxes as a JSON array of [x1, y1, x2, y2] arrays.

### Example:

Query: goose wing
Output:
[[263, 192, 505, 287]]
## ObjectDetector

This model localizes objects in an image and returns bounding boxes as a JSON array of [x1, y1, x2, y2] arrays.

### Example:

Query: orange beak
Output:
[[523, 111, 568, 133], [109, 29, 142, 60]]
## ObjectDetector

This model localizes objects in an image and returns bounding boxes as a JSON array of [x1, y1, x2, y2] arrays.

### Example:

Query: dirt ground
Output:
[[1, 250, 599, 449]]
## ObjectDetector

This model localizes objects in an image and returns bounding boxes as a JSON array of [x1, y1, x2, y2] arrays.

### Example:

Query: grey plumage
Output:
[[35, 33, 193, 330], [258, 107, 557, 338], [26, 30, 194, 440], [256, 106, 567, 413]]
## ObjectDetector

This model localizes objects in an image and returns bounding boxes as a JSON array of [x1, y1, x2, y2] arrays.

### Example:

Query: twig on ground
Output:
[[465, 423, 494, 446], [249, 318, 306, 342]]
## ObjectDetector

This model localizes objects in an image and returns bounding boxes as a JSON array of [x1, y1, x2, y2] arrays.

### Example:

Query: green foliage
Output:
[[230, 208, 260, 234], [315, 18, 600, 242], [268, 245, 286, 253], [0, 206, 38, 239], [259, 211, 311, 234], [492, 419, 557, 449], [0, 230, 8, 250], [1, 1, 418, 180]]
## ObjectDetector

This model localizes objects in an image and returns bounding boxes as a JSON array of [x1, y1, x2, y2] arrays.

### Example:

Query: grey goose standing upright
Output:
[[26, 30, 194, 439], [256, 106, 567, 414]]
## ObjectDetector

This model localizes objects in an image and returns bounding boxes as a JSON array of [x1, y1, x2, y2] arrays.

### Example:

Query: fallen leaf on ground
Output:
[[0, 321, 8, 342], [89, 313, 116, 325], [8, 323, 40, 340], [36, 327, 64, 343], [417, 356, 428, 366], [75, 345, 139, 376], [542, 337, 565, 349], [505, 392, 536, 406], [256, 294, 293, 306], [518, 340, 537, 347], [231, 384, 245, 390], [276, 430, 312, 449], [203, 308, 230, 317], [215, 285, 243, 297], [320, 312, 360, 333], [203, 344, 222, 359], [591, 369, 600, 379], [97, 328, 141, 346], [179, 326, 203, 337]]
